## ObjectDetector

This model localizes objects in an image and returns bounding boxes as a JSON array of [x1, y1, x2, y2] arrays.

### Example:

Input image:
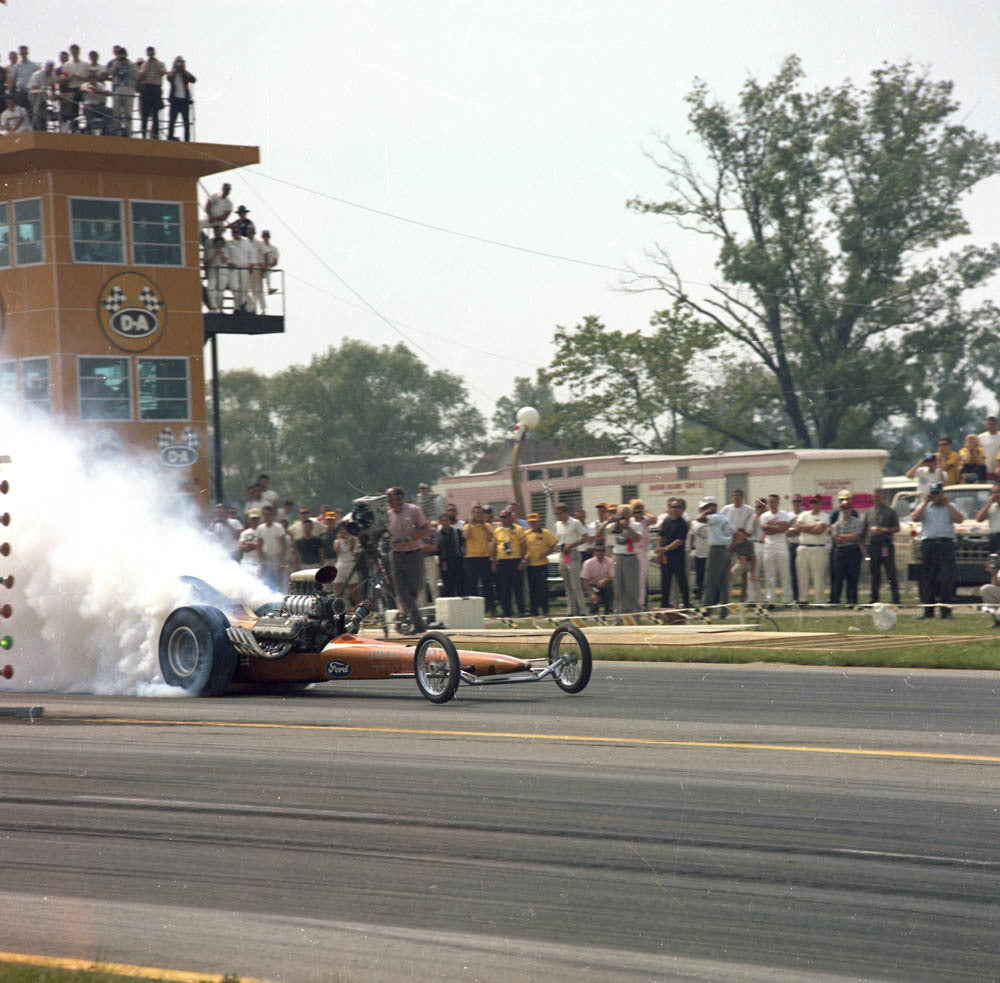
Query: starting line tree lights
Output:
[[0, 458, 11, 676]]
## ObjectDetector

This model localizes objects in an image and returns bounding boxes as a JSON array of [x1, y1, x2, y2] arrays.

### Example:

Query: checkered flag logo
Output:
[[103, 285, 126, 313], [181, 426, 200, 449], [157, 427, 174, 449], [138, 286, 162, 313]]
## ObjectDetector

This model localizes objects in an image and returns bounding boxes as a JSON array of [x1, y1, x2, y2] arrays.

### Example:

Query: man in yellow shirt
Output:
[[462, 503, 495, 615], [524, 512, 558, 615], [936, 436, 960, 485], [492, 508, 527, 617]]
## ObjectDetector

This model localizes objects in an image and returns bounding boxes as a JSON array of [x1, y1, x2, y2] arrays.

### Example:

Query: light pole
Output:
[[510, 405, 540, 516]]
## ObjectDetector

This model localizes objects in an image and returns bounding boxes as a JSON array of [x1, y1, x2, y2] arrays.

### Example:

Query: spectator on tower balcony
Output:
[[136, 46, 166, 139], [247, 230, 266, 314], [226, 228, 254, 313], [228, 205, 255, 238], [106, 46, 138, 138], [259, 229, 279, 298], [55, 51, 73, 131], [203, 183, 233, 230], [11, 46, 38, 110], [1, 94, 30, 134], [62, 44, 87, 130], [80, 74, 111, 136], [203, 228, 228, 312], [166, 56, 195, 142], [27, 60, 57, 131]]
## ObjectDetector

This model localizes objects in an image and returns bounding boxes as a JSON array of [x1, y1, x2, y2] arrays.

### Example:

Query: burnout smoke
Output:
[[1, 409, 275, 695]]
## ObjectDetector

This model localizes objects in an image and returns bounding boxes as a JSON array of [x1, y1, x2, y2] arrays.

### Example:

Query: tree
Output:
[[209, 341, 486, 509], [543, 312, 780, 454], [628, 56, 1000, 448]]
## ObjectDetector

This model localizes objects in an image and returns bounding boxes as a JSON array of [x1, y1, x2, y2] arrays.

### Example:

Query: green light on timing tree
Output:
[[0, 636, 12, 650]]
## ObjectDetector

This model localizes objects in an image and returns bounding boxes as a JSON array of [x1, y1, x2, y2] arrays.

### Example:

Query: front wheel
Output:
[[414, 631, 460, 704], [158, 605, 237, 696], [547, 625, 592, 694]]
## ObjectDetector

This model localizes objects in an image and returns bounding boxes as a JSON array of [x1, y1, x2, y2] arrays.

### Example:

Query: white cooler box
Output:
[[435, 596, 485, 629]]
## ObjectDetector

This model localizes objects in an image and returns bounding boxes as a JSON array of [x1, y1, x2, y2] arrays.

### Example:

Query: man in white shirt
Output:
[[28, 61, 56, 130], [606, 504, 644, 614], [259, 229, 280, 301], [61, 44, 88, 130], [226, 228, 255, 312], [794, 495, 829, 604], [256, 504, 288, 590], [207, 502, 243, 562], [979, 416, 1000, 480], [0, 95, 30, 134], [688, 513, 709, 602], [759, 494, 793, 605], [554, 501, 588, 615], [239, 509, 263, 576], [699, 498, 734, 619], [256, 474, 279, 511], [202, 182, 233, 230], [722, 488, 756, 600], [905, 452, 945, 496], [11, 46, 38, 109]]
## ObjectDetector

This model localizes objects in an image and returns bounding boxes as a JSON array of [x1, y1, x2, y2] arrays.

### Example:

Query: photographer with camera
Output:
[[905, 449, 946, 496], [606, 503, 644, 614], [910, 482, 963, 619]]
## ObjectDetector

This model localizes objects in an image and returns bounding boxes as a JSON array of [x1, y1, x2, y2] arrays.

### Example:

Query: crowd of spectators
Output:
[[204, 422, 1000, 629], [201, 183, 280, 315], [0, 42, 195, 140]]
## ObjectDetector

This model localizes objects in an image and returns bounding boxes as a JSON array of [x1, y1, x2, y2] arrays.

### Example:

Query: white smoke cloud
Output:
[[0, 408, 276, 695]]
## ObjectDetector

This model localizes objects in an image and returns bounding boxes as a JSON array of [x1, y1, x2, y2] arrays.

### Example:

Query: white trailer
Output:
[[439, 448, 890, 520]]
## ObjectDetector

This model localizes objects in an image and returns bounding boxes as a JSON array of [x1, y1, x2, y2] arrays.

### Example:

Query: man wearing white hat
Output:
[[699, 498, 734, 619]]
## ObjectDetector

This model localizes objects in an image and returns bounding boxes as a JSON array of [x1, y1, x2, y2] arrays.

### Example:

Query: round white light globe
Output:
[[516, 406, 540, 430]]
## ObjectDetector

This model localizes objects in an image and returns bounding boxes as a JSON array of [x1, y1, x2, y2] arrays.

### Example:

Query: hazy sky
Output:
[[21, 0, 1000, 420]]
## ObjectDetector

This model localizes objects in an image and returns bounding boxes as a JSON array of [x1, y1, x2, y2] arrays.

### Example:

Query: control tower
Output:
[[0, 132, 281, 505]]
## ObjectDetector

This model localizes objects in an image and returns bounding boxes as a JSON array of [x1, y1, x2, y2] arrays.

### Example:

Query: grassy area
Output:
[[474, 609, 1000, 670]]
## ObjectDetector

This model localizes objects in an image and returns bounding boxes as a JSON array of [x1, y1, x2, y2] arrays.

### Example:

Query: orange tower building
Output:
[[0, 132, 274, 505]]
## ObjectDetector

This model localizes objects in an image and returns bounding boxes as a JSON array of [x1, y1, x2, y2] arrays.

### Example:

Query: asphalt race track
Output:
[[2, 661, 999, 983]]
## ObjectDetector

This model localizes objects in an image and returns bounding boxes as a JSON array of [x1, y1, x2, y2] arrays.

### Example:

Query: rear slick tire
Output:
[[158, 605, 237, 696]]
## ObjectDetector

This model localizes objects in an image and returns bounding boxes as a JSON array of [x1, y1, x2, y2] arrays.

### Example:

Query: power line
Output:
[[248, 168, 635, 276]]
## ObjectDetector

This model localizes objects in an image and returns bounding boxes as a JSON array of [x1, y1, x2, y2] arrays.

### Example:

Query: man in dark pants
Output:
[[864, 487, 901, 604], [461, 504, 495, 615], [387, 486, 430, 634], [830, 491, 864, 605], [524, 512, 557, 616], [656, 498, 690, 608], [436, 512, 463, 597], [699, 498, 734, 619], [911, 482, 963, 618], [491, 509, 526, 617]]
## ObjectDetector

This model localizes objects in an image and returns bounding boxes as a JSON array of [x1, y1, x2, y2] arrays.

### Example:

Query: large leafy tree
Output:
[[543, 312, 782, 454], [628, 56, 1000, 447], [209, 340, 486, 509]]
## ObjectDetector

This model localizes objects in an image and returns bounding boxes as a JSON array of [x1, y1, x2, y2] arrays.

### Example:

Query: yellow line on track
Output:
[[0, 949, 270, 982], [54, 716, 1000, 763]]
